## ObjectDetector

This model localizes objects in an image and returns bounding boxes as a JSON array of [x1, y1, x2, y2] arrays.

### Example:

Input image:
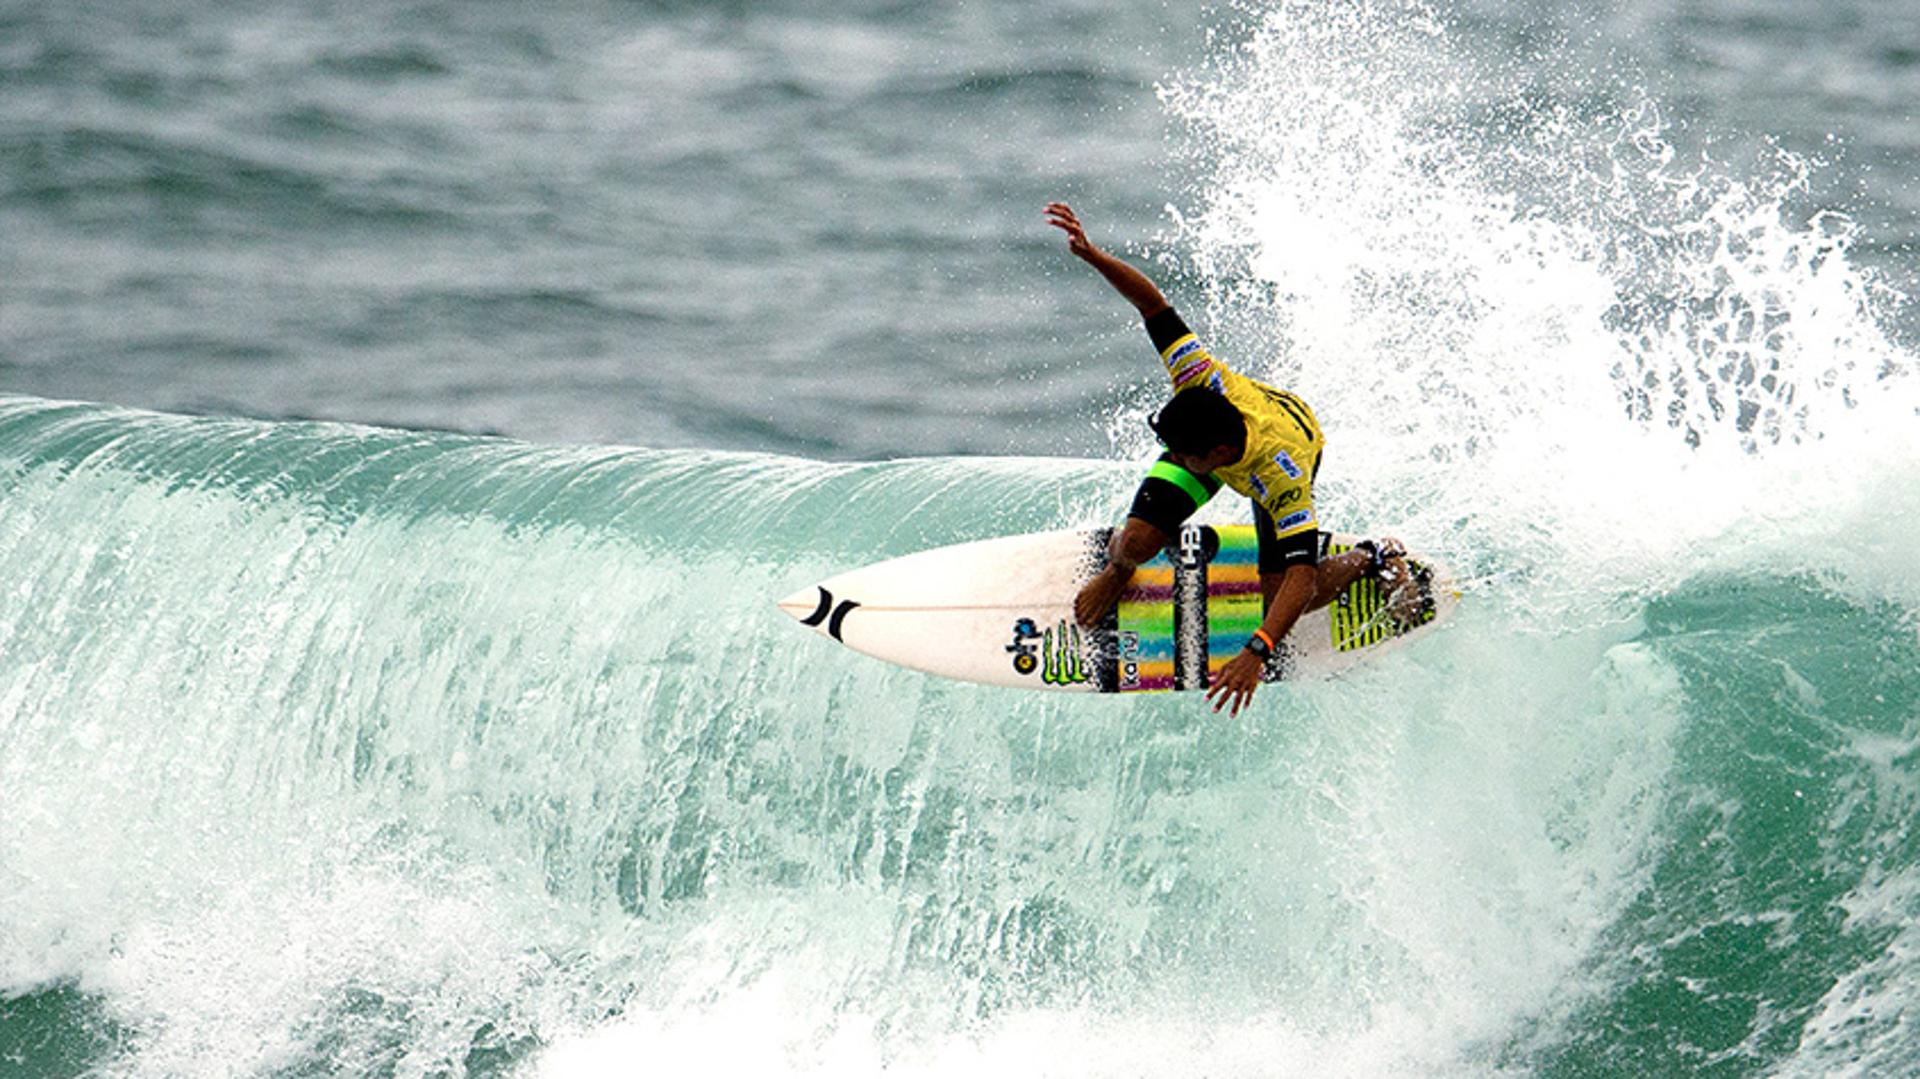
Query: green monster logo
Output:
[[1041, 621, 1089, 685]]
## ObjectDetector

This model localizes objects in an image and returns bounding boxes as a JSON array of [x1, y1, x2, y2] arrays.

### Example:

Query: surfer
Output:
[[1046, 202, 1415, 715]]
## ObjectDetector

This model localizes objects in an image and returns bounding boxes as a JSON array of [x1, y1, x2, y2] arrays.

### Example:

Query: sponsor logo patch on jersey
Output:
[[1171, 356, 1214, 387], [1272, 450, 1302, 479], [1275, 509, 1313, 533], [1247, 473, 1269, 499], [1207, 372, 1224, 393], [1165, 338, 1202, 366]]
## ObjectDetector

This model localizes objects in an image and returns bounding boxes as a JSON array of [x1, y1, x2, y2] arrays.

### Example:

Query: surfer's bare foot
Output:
[[1074, 565, 1128, 626], [1371, 537, 1422, 627]]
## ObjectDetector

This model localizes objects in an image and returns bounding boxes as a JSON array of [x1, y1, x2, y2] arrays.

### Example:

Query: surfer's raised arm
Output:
[[1044, 203, 1170, 318]]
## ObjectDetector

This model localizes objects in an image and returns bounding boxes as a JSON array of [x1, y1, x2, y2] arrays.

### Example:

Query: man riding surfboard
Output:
[[1046, 202, 1415, 715]]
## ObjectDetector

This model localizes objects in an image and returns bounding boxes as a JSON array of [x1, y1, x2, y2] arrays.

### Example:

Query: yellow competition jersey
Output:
[[1153, 310, 1324, 538]]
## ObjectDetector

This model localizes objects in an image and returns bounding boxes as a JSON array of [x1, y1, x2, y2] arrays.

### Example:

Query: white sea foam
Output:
[[1151, 0, 1918, 608]]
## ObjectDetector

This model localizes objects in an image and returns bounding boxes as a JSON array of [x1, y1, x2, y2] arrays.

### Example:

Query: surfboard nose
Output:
[[777, 584, 861, 641], [777, 585, 829, 623]]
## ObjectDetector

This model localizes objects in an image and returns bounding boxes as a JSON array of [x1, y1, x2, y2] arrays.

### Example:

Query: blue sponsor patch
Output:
[[1166, 338, 1201, 366], [1272, 450, 1302, 479], [1207, 372, 1224, 393], [1247, 474, 1268, 499], [1275, 509, 1313, 532]]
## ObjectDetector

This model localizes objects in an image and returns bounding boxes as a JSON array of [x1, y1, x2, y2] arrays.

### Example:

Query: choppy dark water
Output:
[[4, 0, 1918, 457]]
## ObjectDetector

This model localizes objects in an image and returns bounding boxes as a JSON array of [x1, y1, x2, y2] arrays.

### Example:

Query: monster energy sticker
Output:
[[1041, 621, 1089, 685]]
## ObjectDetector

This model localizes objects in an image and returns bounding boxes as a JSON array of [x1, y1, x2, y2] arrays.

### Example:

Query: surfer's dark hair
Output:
[[1149, 390, 1246, 457]]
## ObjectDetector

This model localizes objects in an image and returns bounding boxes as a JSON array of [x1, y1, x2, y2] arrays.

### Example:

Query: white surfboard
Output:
[[777, 523, 1458, 692]]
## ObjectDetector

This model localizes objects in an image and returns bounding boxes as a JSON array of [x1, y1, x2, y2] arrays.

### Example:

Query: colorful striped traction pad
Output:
[[1099, 525, 1438, 693]]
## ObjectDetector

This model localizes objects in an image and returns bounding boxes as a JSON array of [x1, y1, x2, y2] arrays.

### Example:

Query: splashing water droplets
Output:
[[1154, 0, 1917, 599]]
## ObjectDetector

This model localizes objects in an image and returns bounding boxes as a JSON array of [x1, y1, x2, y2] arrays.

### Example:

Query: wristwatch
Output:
[[1244, 628, 1275, 660]]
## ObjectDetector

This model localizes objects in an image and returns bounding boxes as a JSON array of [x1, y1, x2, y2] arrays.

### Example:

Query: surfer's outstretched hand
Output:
[[1045, 202, 1098, 259], [1207, 651, 1262, 716]]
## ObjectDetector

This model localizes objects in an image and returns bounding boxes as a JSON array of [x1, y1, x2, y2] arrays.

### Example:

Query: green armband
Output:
[[1145, 460, 1219, 508]]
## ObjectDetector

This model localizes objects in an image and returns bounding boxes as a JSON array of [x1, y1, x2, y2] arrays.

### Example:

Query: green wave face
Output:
[[1527, 580, 1920, 1076], [2, 396, 1917, 1076]]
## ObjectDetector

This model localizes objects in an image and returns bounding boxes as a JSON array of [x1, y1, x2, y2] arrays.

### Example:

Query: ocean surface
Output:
[[3, 0, 1919, 1075]]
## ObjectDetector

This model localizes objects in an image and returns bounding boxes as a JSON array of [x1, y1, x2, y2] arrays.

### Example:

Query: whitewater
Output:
[[6, 0, 1920, 1075]]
